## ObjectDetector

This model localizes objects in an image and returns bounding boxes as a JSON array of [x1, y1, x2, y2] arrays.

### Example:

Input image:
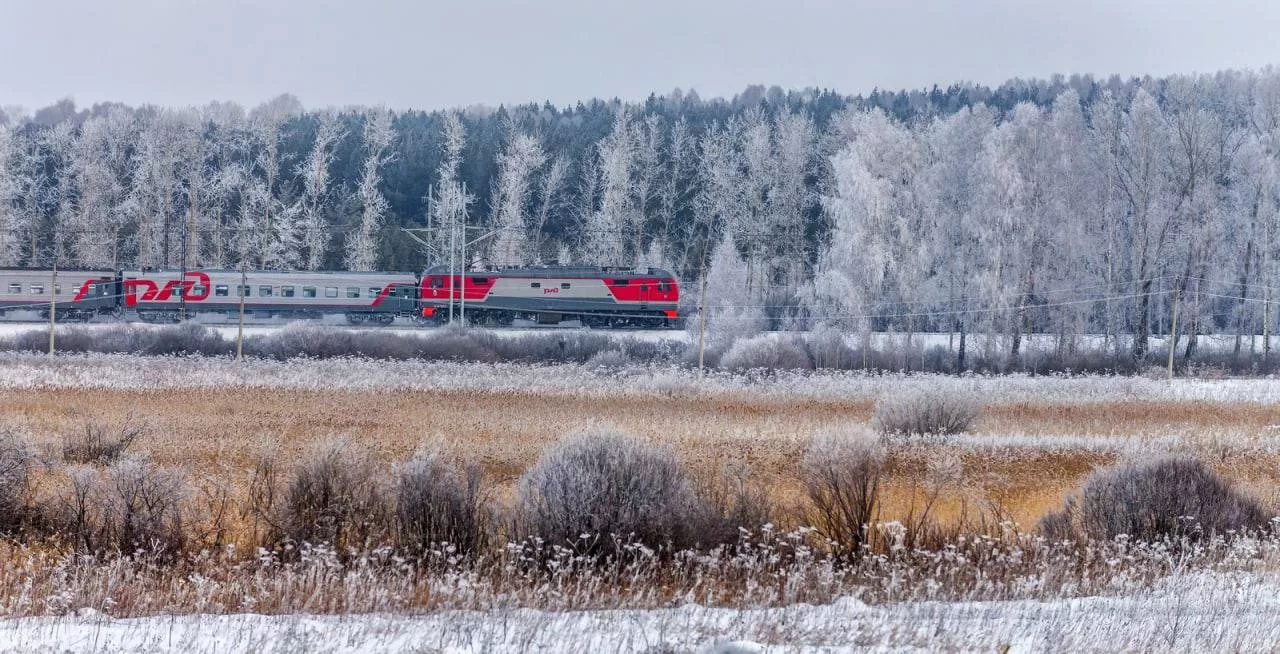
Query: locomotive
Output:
[[0, 266, 681, 329]]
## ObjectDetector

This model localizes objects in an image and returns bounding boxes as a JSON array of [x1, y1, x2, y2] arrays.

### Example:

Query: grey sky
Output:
[[2, 0, 1277, 111]]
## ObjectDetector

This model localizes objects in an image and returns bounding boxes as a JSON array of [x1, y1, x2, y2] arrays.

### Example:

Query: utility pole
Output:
[[1168, 284, 1180, 379], [236, 262, 247, 361], [179, 207, 189, 321], [460, 181, 468, 326], [696, 239, 710, 377], [48, 251, 57, 356]]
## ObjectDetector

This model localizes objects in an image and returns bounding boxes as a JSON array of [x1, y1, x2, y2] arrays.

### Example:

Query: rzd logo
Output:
[[125, 271, 211, 306], [543, 287, 560, 295]]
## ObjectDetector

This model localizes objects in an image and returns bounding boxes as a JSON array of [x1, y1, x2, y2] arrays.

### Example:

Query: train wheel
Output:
[[345, 313, 367, 325], [370, 314, 395, 326]]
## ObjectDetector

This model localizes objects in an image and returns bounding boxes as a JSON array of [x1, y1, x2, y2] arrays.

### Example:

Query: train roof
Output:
[[423, 265, 676, 279]]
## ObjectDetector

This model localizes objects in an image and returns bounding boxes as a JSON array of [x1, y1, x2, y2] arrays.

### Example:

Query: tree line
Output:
[[3, 68, 1280, 364]]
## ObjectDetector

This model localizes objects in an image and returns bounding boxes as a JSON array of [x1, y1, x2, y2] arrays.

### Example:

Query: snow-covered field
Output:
[[1, 569, 1275, 653], [0, 351, 1275, 404]]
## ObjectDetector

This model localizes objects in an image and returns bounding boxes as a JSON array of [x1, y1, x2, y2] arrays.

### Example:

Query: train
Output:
[[0, 266, 681, 328]]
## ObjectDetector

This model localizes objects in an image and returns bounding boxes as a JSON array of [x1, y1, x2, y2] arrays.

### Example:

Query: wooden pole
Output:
[[236, 263, 247, 361]]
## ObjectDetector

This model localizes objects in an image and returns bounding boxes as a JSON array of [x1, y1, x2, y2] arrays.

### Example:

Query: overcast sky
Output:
[[2, 0, 1278, 112]]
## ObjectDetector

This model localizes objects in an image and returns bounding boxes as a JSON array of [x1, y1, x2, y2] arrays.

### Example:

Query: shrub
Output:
[[48, 457, 187, 557], [62, 417, 144, 465], [143, 323, 231, 356], [1040, 457, 1269, 542], [245, 324, 356, 359], [516, 431, 707, 558], [275, 441, 386, 552], [872, 388, 981, 439], [395, 453, 484, 556], [103, 457, 188, 557], [719, 334, 813, 371], [0, 431, 34, 534], [801, 430, 885, 558]]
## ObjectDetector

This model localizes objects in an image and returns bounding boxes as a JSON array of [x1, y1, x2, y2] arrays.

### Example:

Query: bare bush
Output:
[[801, 430, 885, 558], [61, 417, 144, 465], [872, 388, 981, 439], [0, 431, 34, 534], [719, 334, 813, 371], [144, 323, 231, 356], [395, 453, 484, 556], [1040, 457, 1269, 542], [516, 431, 707, 558], [245, 324, 356, 359], [103, 457, 188, 557], [272, 441, 387, 553]]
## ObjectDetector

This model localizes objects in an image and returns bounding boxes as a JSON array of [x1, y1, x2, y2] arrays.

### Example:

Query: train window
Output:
[[346, 287, 360, 298], [238, 285, 250, 297], [325, 287, 338, 298], [530, 282, 541, 288], [369, 287, 380, 298], [613, 278, 630, 286], [30, 284, 43, 294], [657, 282, 672, 293], [54, 285, 62, 295], [215, 285, 229, 297], [191, 285, 206, 296], [281, 285, 295, 297], [561, 283, 571, 289], [428, 277, 444, 289], [6, 284, 18, 294], [302, 286, 316, 298], [259, 285, 273, 297], [471, 277, 489, 285]]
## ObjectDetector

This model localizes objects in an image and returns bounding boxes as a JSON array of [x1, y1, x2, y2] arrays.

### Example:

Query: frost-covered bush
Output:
[[516, 431, 708, 558], [719, 334, 813, 371], [0, 431, 34, 535], [584, 349, 630, 369], [274, 441, 386, 552], [806, 326, 858, 370], [396, 453, 484, 555], [414, 327, 501, 362], [143, 323, 231, 356], [495, 331, 615, 364], [1041, 457, 1269, 542], [872, 388, 981, 439], [104, 457, 188, 557], [801, 430, 885, 557], [246, 324, 355, 359], [49, 457, 190, 557], [61, 417, 144, 465]]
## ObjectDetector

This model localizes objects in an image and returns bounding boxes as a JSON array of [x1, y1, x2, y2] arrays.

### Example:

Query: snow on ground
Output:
[[1, 570, 1276, 653]]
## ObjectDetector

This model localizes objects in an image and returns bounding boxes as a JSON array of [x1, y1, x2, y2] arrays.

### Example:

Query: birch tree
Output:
[[297, 111, 344, 270], [489, 126, 545, 267], [345, 108, 395, 271]]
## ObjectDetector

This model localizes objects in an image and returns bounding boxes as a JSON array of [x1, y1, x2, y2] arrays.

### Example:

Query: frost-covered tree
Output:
[[812, 109, 929, 352], [489, 125, 545, 267], [920, 105, 995, 367], [70, 109, 135, 267], [530, 155, 569, 263], [297, 111, 344, 270], [346, 108, 395, 271], [0, 125, 25, 266], [428, 112, 472, 269], [247, 94, 302, 267], [582, 109, 634, 266]]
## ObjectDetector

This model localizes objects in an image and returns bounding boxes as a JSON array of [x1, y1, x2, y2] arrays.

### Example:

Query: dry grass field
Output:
[[5, 359, 1280, 534]]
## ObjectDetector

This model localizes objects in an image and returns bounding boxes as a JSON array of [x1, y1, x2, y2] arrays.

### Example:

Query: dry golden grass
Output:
[[4, 385, 1280, 533]]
